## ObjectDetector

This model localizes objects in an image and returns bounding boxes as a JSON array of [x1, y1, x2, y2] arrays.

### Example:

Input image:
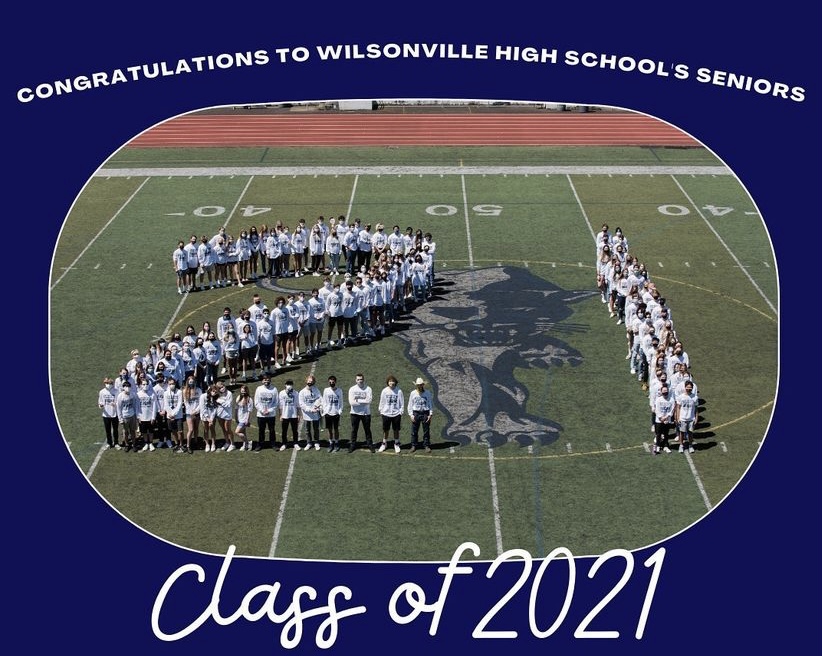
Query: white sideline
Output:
[[96, 165, 731, 178]]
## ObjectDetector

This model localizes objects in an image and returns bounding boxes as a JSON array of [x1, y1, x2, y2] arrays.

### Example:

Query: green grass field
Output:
[[50, 143, 777, 561]]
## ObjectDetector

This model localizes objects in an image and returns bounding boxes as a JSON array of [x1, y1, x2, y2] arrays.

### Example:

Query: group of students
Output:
[[172, 215, 437, 296], [100, 218, 442, 454], [595, 223, 702, 455], [97, 370, 436, 455]]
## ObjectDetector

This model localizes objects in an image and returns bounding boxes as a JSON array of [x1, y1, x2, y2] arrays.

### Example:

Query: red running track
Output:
[[128, 113, 699, 147]]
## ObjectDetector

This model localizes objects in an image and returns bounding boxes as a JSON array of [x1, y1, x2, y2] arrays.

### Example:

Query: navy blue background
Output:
[[10, 4, 819, 653]]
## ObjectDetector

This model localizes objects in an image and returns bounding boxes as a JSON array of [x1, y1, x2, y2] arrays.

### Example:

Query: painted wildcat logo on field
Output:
[[397, 267, 591, 447]]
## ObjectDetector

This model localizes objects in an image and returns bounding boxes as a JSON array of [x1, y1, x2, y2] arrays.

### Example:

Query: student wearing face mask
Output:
[[321, 375, 343, 452], [234, 384, 255, 451], [278, 380, 300, 450], [98, 377, 119, 450], [253, 373, 278, 452], [136, 378, 158, 451], [298, 375, 322, 450], [116, 381, 138, 452], [182, 375, 202, 453], [163, 377, 185, 453]]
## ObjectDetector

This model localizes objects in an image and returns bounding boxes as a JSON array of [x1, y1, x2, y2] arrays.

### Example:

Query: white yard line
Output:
[[671, 175, 777, 315], [347, 174, 359, 218], [222, 175, 256, 231], [85, 446, 107, 479], [685, 452, 713, 511], [461, 174, 475, 268], [487, 446, 504, 556], [566, 174, 596, 241], [51, 177, 150, 289], [269, 447, 299, 558]]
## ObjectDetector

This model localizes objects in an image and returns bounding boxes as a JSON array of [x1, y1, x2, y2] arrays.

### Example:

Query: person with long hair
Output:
[[234, 384, 254, 451], [182, 374, 202, 453], [215, 382, 235, 451], [199, 384, 220, 453]]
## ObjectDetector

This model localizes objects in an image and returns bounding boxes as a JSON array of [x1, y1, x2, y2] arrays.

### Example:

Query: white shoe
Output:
[[140, 444, 149, 452], [617, 319, 623, 325], [238, 282, 244, 287], [279, 444, 287, 451], [275, 362, 282, 369], [314, 443, 320, 450], [394, 443, 401, 454], [226, 444, 236, 452], [678, 445, 684, 453], [609, 311, 615, 317], [294, 444, 302, 451], [630, 368, 636, 375], [149, 444, 156, 452], [663, 447, 671, 453], [329, 340, 336, 347], [221, 367, 226, 374], [688, 446, 695, 454], [378, 443, 387, 453]]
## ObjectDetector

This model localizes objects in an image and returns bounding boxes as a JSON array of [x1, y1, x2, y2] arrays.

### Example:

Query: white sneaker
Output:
[[630, 368, 636, 375], [221, 367, 226, 374], [688, 446, 695, 454], [294, 444, 302, 451], [279, 444, 287, 451], [609, 311, 615, 317], [617, 319, 623, 325], [329, 340, 336, 347], [378, 443, 387, 453], [394, 443, 401, 454], [314, 443, 320, 450], [140, 444, 149, 452], [226, 444, 236, 452], [149, 444, 156, 452], [678, 445, 684, 453], [663, 447, 671, 453]]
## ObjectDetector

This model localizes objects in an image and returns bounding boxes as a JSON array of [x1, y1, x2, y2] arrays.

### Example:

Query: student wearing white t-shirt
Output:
[[298, 375, 323, 450], [278, 380, 300, 450], [348, 373, 374, 452], [253, 374, 278, 452], [98, 377, 119, 449], [675, 381, 699, 453], [234, 384, 254, 451], [321, 375, 344, 452], [172, 241, 188, 295], [378, 375, 404, 453], [199, 386, 219, 453]]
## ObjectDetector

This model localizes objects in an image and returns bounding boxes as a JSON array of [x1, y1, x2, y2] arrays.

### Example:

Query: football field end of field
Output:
[[50, 143, 777, 561]]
